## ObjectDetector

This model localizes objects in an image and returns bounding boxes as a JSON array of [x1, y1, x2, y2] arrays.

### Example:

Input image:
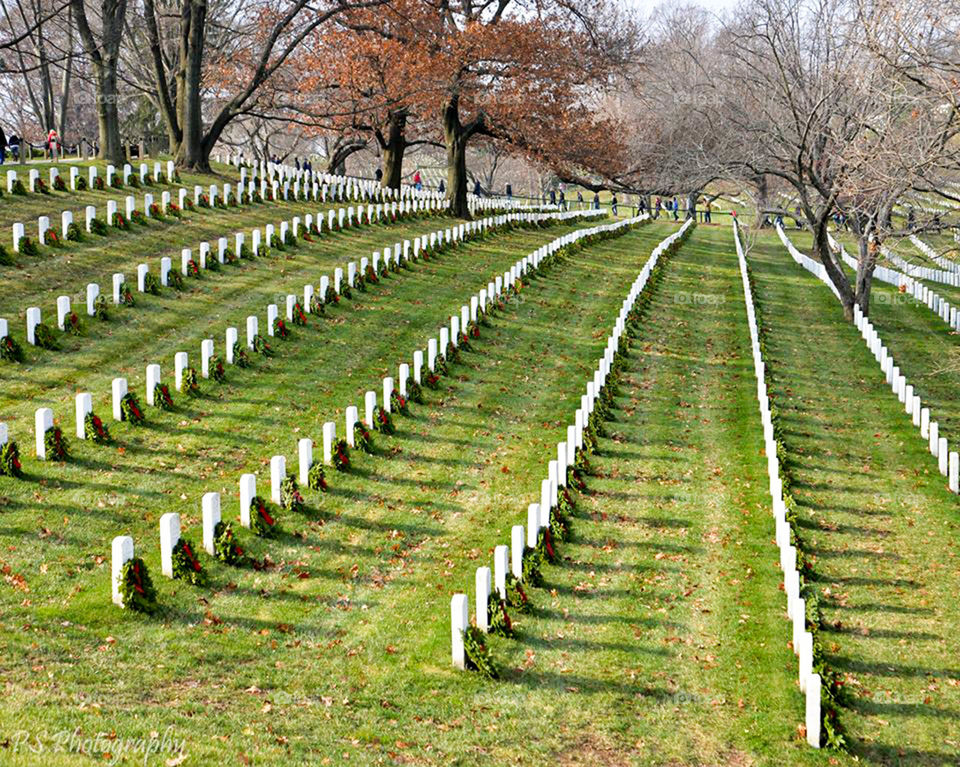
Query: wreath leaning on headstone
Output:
[[171, 538, 206, 586], [118, 557, 159, 613]]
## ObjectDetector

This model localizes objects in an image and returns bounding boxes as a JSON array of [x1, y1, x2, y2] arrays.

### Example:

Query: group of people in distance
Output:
[[0, 126, 24, 163], [0, 126, 76, 163]]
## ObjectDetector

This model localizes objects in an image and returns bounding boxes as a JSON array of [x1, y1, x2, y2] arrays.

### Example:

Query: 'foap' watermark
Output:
[[673, 292, 726, 306], [8, 726, 185, 765], [872, 291, 911, 306]]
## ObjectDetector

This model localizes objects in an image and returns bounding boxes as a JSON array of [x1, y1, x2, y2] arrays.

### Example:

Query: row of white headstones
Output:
[[5, 160, 174, 199], [734, 221, 822, 748], [7, 206, 591, 465], [10, 162, 431, 254], [107, 207, 610, 608], [883, 237, 959, 286], [780, 226, 960, 494], [909, 233, 960, 276], [233, 160, 526, 221], [828, 233, 960, 335], [6, 194, 451, 348], [449, 216, 690, 671], [236, 164, 442, 204]]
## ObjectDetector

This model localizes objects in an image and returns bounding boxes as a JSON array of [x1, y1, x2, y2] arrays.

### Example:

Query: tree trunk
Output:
[[69, 0, 127, 165], [322, 136, 362, 175], [144, 0, 182, 155], [175, 0, 207, 170], [754, 174, 769, 227], [442, 98, 470, 219], [95, 63, 124, 164], [855, 237, 876, 317], [378, 110, 407, 190]]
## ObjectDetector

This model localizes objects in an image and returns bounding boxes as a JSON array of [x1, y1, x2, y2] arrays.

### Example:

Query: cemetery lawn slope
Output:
[[751, 227, 960, 765], [0, 217, 642, 765]]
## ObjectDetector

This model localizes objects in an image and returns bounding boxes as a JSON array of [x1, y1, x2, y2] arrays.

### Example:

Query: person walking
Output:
[[654, 196, 662, 219], [558, 189, 566, 211], [577, 190, 584, 209], [413, 169, 422, 191], [611, 192, 618, 217], [438, 179, 445, 195], [549, 189, 556, 206], [593, 191, 600, 210], [505, 182, 512, 199], [0, 125, 6, 165], [47, 129, 59, 161], [704, 198, 712, 224], [672, 197, 679, 221], [473, 179, 482, 197]]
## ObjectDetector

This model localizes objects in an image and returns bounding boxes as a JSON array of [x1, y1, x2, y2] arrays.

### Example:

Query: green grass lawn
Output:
[[3, 179, 959, 766], [749, 224, 960, 765]]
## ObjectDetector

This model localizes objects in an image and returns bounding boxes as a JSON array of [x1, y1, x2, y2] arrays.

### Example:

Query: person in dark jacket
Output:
[[0, 125, 5, 164]]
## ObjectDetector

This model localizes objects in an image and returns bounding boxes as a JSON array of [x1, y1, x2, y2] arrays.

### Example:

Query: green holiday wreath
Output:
[[120, 392, 145, 424], [249, 495, 279, 537], [463, 626, 498, 679], [308, 462, 328, 491], [252, 334, 274, 357], [93, 295, 110, 320], [354, 422, 374, 454], [504, 573, 532, 613], [83, 412, 111, 444], [1, 333, 24, 362], [118, 557, 159, 613], [213, 521, 245, 565], [333, 439, 350, 472], [34, 323, 59, 350], [66, 222, 84, 242], [488, 597, 514, 638], [180, 366, 200, 395], [390, 392, 409, 416], [280, 474, 305, 513], [408, 380, 424, 404], [153, 383, 174, 410], [0, 440, 23, 477], [19, 236, 39, 256], [210, 355, 226, 383], [373, 405, 395, 435], [143, 272, 162, 295], [232, 342, 251, 368], [171, 538, 206, 586]]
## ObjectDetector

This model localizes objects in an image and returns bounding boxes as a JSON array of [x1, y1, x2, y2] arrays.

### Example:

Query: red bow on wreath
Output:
[[258, 503, 275, 526], [183, 543, 201, 571]]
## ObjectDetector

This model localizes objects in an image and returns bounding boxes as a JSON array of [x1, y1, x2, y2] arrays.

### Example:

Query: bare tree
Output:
[[70, 0, 127, 162], [714, 0, 960, 320]]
